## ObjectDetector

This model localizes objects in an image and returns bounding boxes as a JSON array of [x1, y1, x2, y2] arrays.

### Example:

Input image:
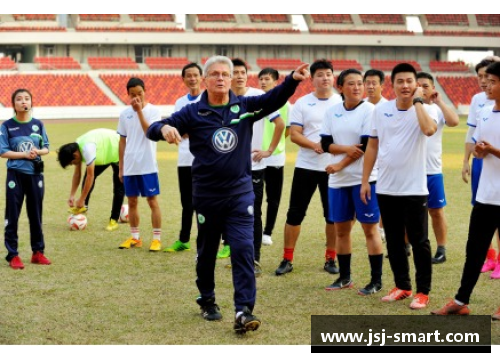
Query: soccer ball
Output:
[[119, 204, 129, 223], [67, 214, 87, 231]]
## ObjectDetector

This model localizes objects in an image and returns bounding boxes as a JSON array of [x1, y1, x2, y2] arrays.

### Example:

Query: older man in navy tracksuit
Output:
[[147, 55, 309, 333]]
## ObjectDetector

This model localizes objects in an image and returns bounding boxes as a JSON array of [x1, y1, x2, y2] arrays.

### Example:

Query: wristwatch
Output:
[[413, 97, 424, 105]]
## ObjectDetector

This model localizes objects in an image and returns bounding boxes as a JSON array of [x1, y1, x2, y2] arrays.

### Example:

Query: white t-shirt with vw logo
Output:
[[371, 100, 438, 196]]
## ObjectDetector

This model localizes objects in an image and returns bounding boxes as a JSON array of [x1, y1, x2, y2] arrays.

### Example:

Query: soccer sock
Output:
[[131, 227, 140, 240], [337, 254, 351, 280], [487, 248, 496, 261], [153, 228, 161, 241], [437, 245, 446, 254], [283, 248, 294, 261], [369, 254, 383, 284], [325, 248, 337, 261], [454, 299, 465, 306]]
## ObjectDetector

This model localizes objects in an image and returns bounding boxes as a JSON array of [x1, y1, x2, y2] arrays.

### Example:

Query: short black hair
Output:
[[417, 71, 434, 84], [310, 59, 333, 77], [126, 77, 145, 93], [182, 63, 202, 78], [363, 69, 385, 84], [486, 61, 500, 78], [258, 67, 279, 80], [475, 58, 495, 74], [336, 68, 362, 88], [391, 63, 417, 84], [231, 58, 247, 72], [57, 142, 80, 169]]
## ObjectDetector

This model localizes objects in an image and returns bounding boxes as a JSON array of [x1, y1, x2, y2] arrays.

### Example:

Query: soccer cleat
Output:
[[254, 260, 262, 277], [9, 256, 24, 270], [234, 306, 261, 334], [381, 287, 412, 302], [490, 263, 500, 279], [149, 239, 162, 252], [324, 258, 339, 274], [325, 277, 354, 291], [492, 307, 500, 321], [431, 300, 470, 315], [119, 237, 142, 249], [163, 240, 190, 252], [262, 234, 273, 246], [409, 293, 429, 310], [480, 259, 496, 273], [68, 206, 88, 215], [432, 251, 447, 264], [275, 258, 293, 275], [196, 297, 222, 321], [105, 219, 119, 231], [358, 282, 382, 296], [217, 245, 231, 259], [31, 251, 51, 265]]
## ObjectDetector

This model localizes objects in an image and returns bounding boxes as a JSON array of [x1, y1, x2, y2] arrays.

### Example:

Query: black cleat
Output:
[[431, 252, 446, 264], [324, 258, 339, 274], [234, 307, 261, 334], [358, 282, 382, 296], [196, 297, 222, 321], [325, 277, 354, 291], [275, 259, 293, 275]]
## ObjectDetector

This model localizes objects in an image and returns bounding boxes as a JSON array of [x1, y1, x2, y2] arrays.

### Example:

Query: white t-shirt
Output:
[[364, 96, 388, 105], [245, 87, 280, 171], [81, 143, 97, 166], [321, 101, 377, 188], [371, 100, 438, 196], [174, 93, 202, 167], [117, 103, 161, 176], [467, 92, 494, 128], [291, 92, 342, 171], [473, 108, 500, 206], [426, 104, 446, 175]]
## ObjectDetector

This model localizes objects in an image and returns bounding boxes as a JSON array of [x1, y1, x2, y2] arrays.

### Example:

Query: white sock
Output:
[[454, 299, 465, 306], [131, 227, 140, 240], [235, 311, 243, 319]]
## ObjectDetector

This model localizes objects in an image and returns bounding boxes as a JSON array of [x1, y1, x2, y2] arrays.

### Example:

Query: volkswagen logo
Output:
[[17, 141, 33, 154], [212, 128, 238, 153]]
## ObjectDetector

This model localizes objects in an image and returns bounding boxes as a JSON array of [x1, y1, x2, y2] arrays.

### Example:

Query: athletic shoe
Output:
[[196, 297, 222, 321], [432, 251, 447, 264], [492, 307, 500, 321], [164, 240, 190, 252], [381, 287, 412, 302], [324, 258, 339, 274], [490, 263, 500, 279], [119, 237, 142, 249], [31, 251, 51, 265], [480, 259, 496, 273], [217, 245, 231, 259], [149, 239, 162, 252], [254, 260, 262, 277], [234, 306, 261, 334], [262, 234, 273, 246], [105, 219, 119, 231], [358, 282, 382, 296], [325, 277, 354, 291], [431, 300, 470, 315], [68, 206, 88, 214], [378, 227, 386, 242], [9, 256, 24, 270], [409, 293, 429, 310], [275, 258, 293, 275]]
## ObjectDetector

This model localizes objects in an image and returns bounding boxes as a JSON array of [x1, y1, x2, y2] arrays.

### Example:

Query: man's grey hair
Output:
[[203, 55, 233, 77]]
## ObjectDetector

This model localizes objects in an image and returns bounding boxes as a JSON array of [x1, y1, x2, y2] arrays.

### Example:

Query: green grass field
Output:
[[0, 117, 498, 345]]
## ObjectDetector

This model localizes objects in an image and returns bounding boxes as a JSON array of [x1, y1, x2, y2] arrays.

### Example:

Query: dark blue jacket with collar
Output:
[[147, 73, 300, 198]]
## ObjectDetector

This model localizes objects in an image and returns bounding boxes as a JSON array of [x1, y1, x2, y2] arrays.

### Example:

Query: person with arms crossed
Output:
[[0, 89, 51, 269], [147, 55, 309, 333], [164, 63, 203, 253], [117, 77, 163, 251], [361, 63, 438, 310], [274, 59, 342, 276]]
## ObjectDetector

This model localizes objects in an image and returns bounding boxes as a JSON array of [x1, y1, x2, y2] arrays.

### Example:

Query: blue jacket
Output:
[[147, 73, 299, 198]]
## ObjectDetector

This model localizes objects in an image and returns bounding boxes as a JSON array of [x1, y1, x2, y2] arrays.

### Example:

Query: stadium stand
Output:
[[476, 14, 500, 27], [195, 27, 298, 33], [370, 59, 422, 71], [309, 29, 413, 35], [249, 14, 289, 23], [79, 14, 121, 21], [76, 26, 183, 32], [0, 57, 17, 70], [329, 59, 363, 71], [34, 57, 81, 70], [425, 14, 469, 26], [429, 61, 470, 73], [13, 14, 57, 21], [0, 26, 65, 32], [310, 14, 353, 24], [359, 14, 405, 25], [381, 76, 396, 101], [437, 76, 479, 107], [424, 30, 500, 37], [0, 74, 114, 106], [129, 14, 175, 22], [145, 57, 192, 70], [197, 14, 236, 22], [87, 57, 139, 70], [256, 58, 302, 70]]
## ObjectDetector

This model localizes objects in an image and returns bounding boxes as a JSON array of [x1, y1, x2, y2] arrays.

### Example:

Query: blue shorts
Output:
[[427, 174, 447, 209], [123, 173, 160, 197], [328, 183, 380, 224], [471, 157, 483, 206]]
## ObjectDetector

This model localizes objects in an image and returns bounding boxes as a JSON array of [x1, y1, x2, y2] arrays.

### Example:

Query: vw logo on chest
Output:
[[212, 127, 238, 153]]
